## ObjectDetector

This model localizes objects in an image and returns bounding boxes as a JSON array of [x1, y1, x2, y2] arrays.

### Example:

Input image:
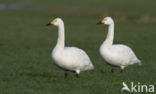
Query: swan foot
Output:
[[75, 70, 80, 78], [64, 72, 68, 78]]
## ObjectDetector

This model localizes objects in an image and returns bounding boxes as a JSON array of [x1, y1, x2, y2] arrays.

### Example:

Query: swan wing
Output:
[[110, 44, 140, 65], [62, 47, 94, 70]]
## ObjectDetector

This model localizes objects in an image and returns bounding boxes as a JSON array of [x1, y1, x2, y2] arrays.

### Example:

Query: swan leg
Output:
[[111, 67, 114, 73], [64, 71, 68, 78], [75, 70, 80, 78], [76, 73, 79, 78], [120, 69, 123, 73], [120, 66, 125, 73]]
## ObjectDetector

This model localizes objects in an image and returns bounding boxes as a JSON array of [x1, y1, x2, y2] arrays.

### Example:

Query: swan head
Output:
[[46, 18, 64, 27], [97, 17, 114, 25]]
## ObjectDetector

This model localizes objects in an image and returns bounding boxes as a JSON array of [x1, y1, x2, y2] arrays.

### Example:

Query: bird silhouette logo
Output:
[[121, 82, 131, 92]]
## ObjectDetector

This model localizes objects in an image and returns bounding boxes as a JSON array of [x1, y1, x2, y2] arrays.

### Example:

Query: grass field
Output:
[[0, 0, 156, 94]]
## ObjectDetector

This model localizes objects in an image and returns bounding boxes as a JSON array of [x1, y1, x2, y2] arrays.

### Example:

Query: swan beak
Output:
[[46, 20, 55, 26], [46, 23, 51, 26], [96, 19, 106, 25], [96, 21, 102, 25]]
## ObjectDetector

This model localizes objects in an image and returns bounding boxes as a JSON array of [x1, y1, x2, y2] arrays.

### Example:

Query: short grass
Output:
[[0, 0, 156, 94]]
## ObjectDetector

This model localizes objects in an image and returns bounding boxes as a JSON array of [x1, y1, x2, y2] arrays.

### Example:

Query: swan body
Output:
[[52, 47, 93, 73], [46, 18, 94, 77], [97, 17, 141, 72]]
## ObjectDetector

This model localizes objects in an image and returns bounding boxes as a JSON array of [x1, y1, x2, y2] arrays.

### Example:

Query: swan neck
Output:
[[56, 24, 65, 49], [104, 23, 114, 47]]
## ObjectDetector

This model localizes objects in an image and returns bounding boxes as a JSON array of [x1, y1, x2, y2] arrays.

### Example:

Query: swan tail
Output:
[[89, 63, 94, 70], [137, 59, 142, 66], [86, 63, 94, 70], [91, 64, 94, 69], [129, 58, 141, 66]]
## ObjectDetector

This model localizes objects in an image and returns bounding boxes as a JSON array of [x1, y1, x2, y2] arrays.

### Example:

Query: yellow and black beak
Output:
[[96, 19, 106, 25], [46, 20, 55, 26]]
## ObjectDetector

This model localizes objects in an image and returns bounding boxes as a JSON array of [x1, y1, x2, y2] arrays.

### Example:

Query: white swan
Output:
[[97, 17, 141, 72], [46, 18, 94, 78]]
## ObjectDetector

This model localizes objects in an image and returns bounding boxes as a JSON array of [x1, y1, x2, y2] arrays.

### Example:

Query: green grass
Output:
[[0, 0, 156, 94]]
